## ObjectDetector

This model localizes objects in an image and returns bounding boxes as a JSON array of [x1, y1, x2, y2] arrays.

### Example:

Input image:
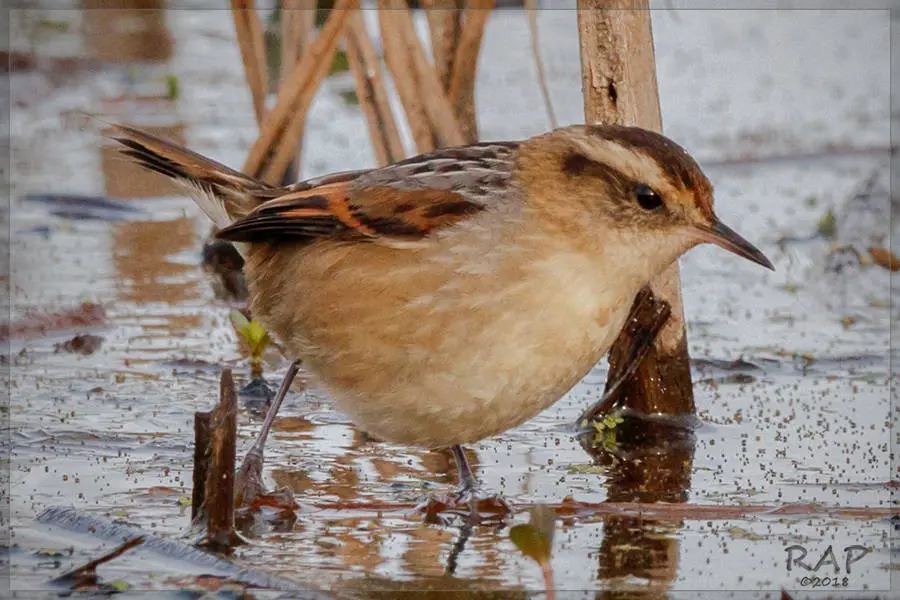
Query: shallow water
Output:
[[6, 6, 896, 598]]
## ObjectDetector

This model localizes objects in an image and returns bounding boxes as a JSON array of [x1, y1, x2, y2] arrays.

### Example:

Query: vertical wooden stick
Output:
[[346, 10, 405, 165], [577, 0, 695, 415], [232, 0, 270, 126], [203, 369, 239, 549], [191, 412, 212, 521]]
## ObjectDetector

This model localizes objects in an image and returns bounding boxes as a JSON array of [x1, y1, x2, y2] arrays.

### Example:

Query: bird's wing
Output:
[[217, 142, 520, 245]]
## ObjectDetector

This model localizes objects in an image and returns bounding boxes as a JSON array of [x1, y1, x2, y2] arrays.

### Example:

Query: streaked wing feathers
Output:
[[216, 143, 520, 245], [216, 181, 484, 243]]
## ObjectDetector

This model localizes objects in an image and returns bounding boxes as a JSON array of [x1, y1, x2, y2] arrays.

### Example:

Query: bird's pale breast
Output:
[[246, 216, 639, 448]]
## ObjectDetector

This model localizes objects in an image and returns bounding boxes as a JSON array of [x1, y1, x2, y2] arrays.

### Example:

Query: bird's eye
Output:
[[635, 183, 663, 210]]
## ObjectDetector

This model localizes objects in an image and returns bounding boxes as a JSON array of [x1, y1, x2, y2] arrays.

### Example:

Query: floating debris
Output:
[[54, 334, 103, 356], [869, 246, 899, 271]]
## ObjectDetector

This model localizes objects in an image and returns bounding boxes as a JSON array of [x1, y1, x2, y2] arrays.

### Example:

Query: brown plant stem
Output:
[[52, 536, 145, 588], [195, 369, 241, 551], [378, 2, 436, 153], [346, 10, 405, 165], [243, 0, 357, 184], [526, 0, 557, 129], [191, 412, 212, 521], [279, 0, 317, 178], [231, 0, 270, 126], [448, 0, 493, 143], [396, 6, 466, 147], [422, 0, 463, 91]]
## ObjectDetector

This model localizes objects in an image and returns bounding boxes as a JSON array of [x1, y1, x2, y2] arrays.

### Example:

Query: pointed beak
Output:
[[694, 219, 774, 270]]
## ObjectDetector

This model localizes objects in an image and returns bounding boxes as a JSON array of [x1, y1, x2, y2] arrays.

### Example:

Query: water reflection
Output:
[[81, 0, 172, 64], [584, 417, 695, 598], [111, 217, 200, 307]]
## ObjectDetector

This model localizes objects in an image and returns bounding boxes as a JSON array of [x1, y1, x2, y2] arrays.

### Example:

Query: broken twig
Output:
[[192, 368, 241, 551], [51, 536, 144, 589]]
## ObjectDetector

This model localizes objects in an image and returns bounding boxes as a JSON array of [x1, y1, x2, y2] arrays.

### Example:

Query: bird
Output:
[[110, 123, 772, 509]]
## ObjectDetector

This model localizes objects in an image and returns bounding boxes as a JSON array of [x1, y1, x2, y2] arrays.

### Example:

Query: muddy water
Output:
[[6, 7, 895, 599]]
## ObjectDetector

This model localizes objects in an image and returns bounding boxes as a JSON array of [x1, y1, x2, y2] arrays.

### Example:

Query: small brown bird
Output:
[[112, 124, 772, 503]]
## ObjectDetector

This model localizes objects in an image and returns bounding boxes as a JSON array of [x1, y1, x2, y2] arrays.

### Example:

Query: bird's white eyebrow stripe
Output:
[[573, 137, 670, 189]]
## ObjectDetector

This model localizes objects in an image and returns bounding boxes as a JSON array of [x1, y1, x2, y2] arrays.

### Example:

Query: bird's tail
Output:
[[109, 124, 271, 229]]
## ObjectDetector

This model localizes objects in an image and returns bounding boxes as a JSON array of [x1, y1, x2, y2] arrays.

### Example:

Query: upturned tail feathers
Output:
[[109, 124, 272, 229]]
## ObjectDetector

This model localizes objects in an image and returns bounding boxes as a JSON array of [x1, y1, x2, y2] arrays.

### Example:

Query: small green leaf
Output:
[[816, 208, 837, 239], [165, 75, 179, 101], [510, 524, 551, 564], [244, 320, 271, 357], [230, 310, 250, 335], [108, 580, 130, 592], [510, 505, 556, 565]]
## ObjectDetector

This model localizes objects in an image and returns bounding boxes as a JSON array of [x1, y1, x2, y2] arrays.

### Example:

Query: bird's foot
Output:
[[417, 483, 512, 525], [234, 448, 265, 509], [233, 448, 298, 533]]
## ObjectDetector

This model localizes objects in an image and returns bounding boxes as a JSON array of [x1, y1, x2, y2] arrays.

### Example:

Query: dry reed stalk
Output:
[[387, 0, 465, 147], [232, 0, 270, 126], [378, 3, 435, 153], [279, 0, 317, 179], [244, 0, 358, 184], [281, 0, 316, 80], [346, 11, 405, 165], [421, 0, 463, 91], [526, 0, 557, 129], [448, 0, 493, 143]]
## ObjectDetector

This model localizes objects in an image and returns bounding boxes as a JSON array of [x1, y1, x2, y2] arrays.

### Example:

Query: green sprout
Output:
[[230, 310, 271, 379], [591, 414, 624, 449], [816, 207, 837, 239]]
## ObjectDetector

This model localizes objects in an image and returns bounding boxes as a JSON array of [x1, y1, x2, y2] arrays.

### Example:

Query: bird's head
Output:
[[515, 124, 773, 272]]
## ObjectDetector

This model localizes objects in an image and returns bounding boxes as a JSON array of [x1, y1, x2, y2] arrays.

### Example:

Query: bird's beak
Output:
[[694, 219, 774, 270]]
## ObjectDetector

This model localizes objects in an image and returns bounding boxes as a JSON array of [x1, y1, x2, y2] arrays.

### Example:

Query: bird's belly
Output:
[[293, 274, 634, 448]]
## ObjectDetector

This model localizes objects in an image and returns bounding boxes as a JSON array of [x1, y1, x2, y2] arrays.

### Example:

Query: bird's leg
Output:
[[451, 444, 479, 502], [234, 360, 302, 508], [441, 445, 511, 522]]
